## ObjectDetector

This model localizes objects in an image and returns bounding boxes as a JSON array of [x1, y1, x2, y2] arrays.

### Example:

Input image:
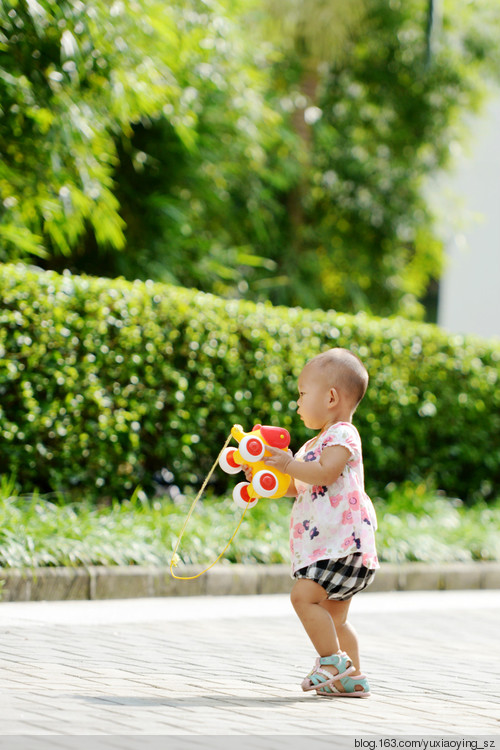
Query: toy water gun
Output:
[[170, 422, 291, 580], [219, 423, 292, 508]]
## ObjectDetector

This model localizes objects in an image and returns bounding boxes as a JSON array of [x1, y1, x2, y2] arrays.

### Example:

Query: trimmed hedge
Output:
[[1, 262, 499, 502]]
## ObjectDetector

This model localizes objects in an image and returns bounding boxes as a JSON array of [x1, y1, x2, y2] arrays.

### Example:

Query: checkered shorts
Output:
[[293, 553, 376, 601]]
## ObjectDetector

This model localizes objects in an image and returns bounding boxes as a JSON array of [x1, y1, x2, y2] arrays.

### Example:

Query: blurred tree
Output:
[[0, 0, 188, 261], [260, 0, 367, 234], [101, 3, 288, 295], [0, 0, 281, 294], [258, 0, 500, 317], [1, 0, 499, 318]]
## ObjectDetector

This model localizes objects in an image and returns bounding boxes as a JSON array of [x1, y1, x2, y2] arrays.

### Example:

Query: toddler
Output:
[[262, 347, 379, 697]]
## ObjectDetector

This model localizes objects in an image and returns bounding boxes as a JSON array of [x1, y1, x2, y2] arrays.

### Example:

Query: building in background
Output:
[[436, 93, 500, 341]]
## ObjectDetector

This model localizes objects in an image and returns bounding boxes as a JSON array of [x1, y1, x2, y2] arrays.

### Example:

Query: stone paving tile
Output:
[[0, 590, 499, 738]]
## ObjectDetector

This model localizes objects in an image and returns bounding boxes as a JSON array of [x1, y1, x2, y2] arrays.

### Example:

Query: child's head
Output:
[[308, 348, 369, 408], [297, 348, 368, 430]]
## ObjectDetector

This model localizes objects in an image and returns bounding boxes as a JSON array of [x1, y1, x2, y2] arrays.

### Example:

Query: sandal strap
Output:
[[317, 673, 370, 695], [310, 666, 336, 684], [302, 661, 356, 692], [319, 651, 352, 671]]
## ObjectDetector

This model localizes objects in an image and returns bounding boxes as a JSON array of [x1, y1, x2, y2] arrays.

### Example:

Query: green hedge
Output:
[[1, 262, 499, 502]]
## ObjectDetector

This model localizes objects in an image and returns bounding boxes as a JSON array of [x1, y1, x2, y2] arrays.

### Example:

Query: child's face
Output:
[[296, 363, 333, 431]]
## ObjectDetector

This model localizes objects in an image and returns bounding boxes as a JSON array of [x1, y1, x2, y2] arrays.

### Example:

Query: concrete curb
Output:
[[1, 561, 500, 602]]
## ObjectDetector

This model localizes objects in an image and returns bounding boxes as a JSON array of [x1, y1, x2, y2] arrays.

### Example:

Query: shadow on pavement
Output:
[[70, 693, 315, 707]]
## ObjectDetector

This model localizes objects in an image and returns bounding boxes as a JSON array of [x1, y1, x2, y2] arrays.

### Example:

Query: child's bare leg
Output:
[[290, 579, 340, 656], [320, 598, 361, 674], [291, 580, 355, 692]]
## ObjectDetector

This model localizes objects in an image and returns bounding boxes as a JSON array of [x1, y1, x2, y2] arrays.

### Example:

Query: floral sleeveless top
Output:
[[290, 422, 379, 573]]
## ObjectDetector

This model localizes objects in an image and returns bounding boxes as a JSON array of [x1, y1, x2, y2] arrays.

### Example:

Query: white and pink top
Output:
[[290, 422, 379, 574]]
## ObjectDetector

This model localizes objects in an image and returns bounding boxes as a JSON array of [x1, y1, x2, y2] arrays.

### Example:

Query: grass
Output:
[[0, 475, 499, 569]]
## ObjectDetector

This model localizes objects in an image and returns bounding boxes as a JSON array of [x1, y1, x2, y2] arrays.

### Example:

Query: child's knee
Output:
[[290, 578, 327, 610]]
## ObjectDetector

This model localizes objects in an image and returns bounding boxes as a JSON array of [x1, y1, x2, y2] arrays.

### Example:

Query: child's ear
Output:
[[329, 387, 340, 406]]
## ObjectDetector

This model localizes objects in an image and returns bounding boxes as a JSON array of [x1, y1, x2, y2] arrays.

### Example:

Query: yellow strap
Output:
[[169, 432, 251, 580]]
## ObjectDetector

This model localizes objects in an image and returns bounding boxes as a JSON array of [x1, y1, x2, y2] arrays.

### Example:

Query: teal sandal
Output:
[[301, 652, 356, 693], [316, 672, 371, 698]]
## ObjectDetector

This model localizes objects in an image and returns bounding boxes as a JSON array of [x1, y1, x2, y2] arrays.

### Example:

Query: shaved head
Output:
[[305, 348, 369, 409]]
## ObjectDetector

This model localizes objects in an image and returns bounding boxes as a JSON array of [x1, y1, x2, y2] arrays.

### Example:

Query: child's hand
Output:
[[262, 445, 294, 474], [241, 464, 253, 482]]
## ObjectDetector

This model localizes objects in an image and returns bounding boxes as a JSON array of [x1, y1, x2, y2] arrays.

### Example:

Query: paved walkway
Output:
[[0, 589, 499, 743]]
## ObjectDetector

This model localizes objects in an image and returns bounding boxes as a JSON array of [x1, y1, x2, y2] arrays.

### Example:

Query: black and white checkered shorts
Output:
[[293, 553, 376, 601]]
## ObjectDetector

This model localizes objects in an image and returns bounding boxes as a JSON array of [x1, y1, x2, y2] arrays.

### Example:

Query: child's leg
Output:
[[290, 578, 341, 657], [291, 579, 357, 692], [320, 598, 361, 675]]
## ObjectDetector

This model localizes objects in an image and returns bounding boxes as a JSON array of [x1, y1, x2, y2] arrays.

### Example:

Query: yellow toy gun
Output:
[[170, 423, 291, 579], [219, 423, 292, 508]]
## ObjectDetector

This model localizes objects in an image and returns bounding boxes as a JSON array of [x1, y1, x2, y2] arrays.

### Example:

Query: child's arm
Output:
[[283, 477, 298, 497], [263, 444, 350, 487]]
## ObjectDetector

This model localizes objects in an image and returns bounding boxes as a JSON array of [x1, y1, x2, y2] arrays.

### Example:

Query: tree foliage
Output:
[[0, 0, 177, 256], [258, 0, 500, 316], [1, 0, 500, 317], [0, 0, 280, 281]]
